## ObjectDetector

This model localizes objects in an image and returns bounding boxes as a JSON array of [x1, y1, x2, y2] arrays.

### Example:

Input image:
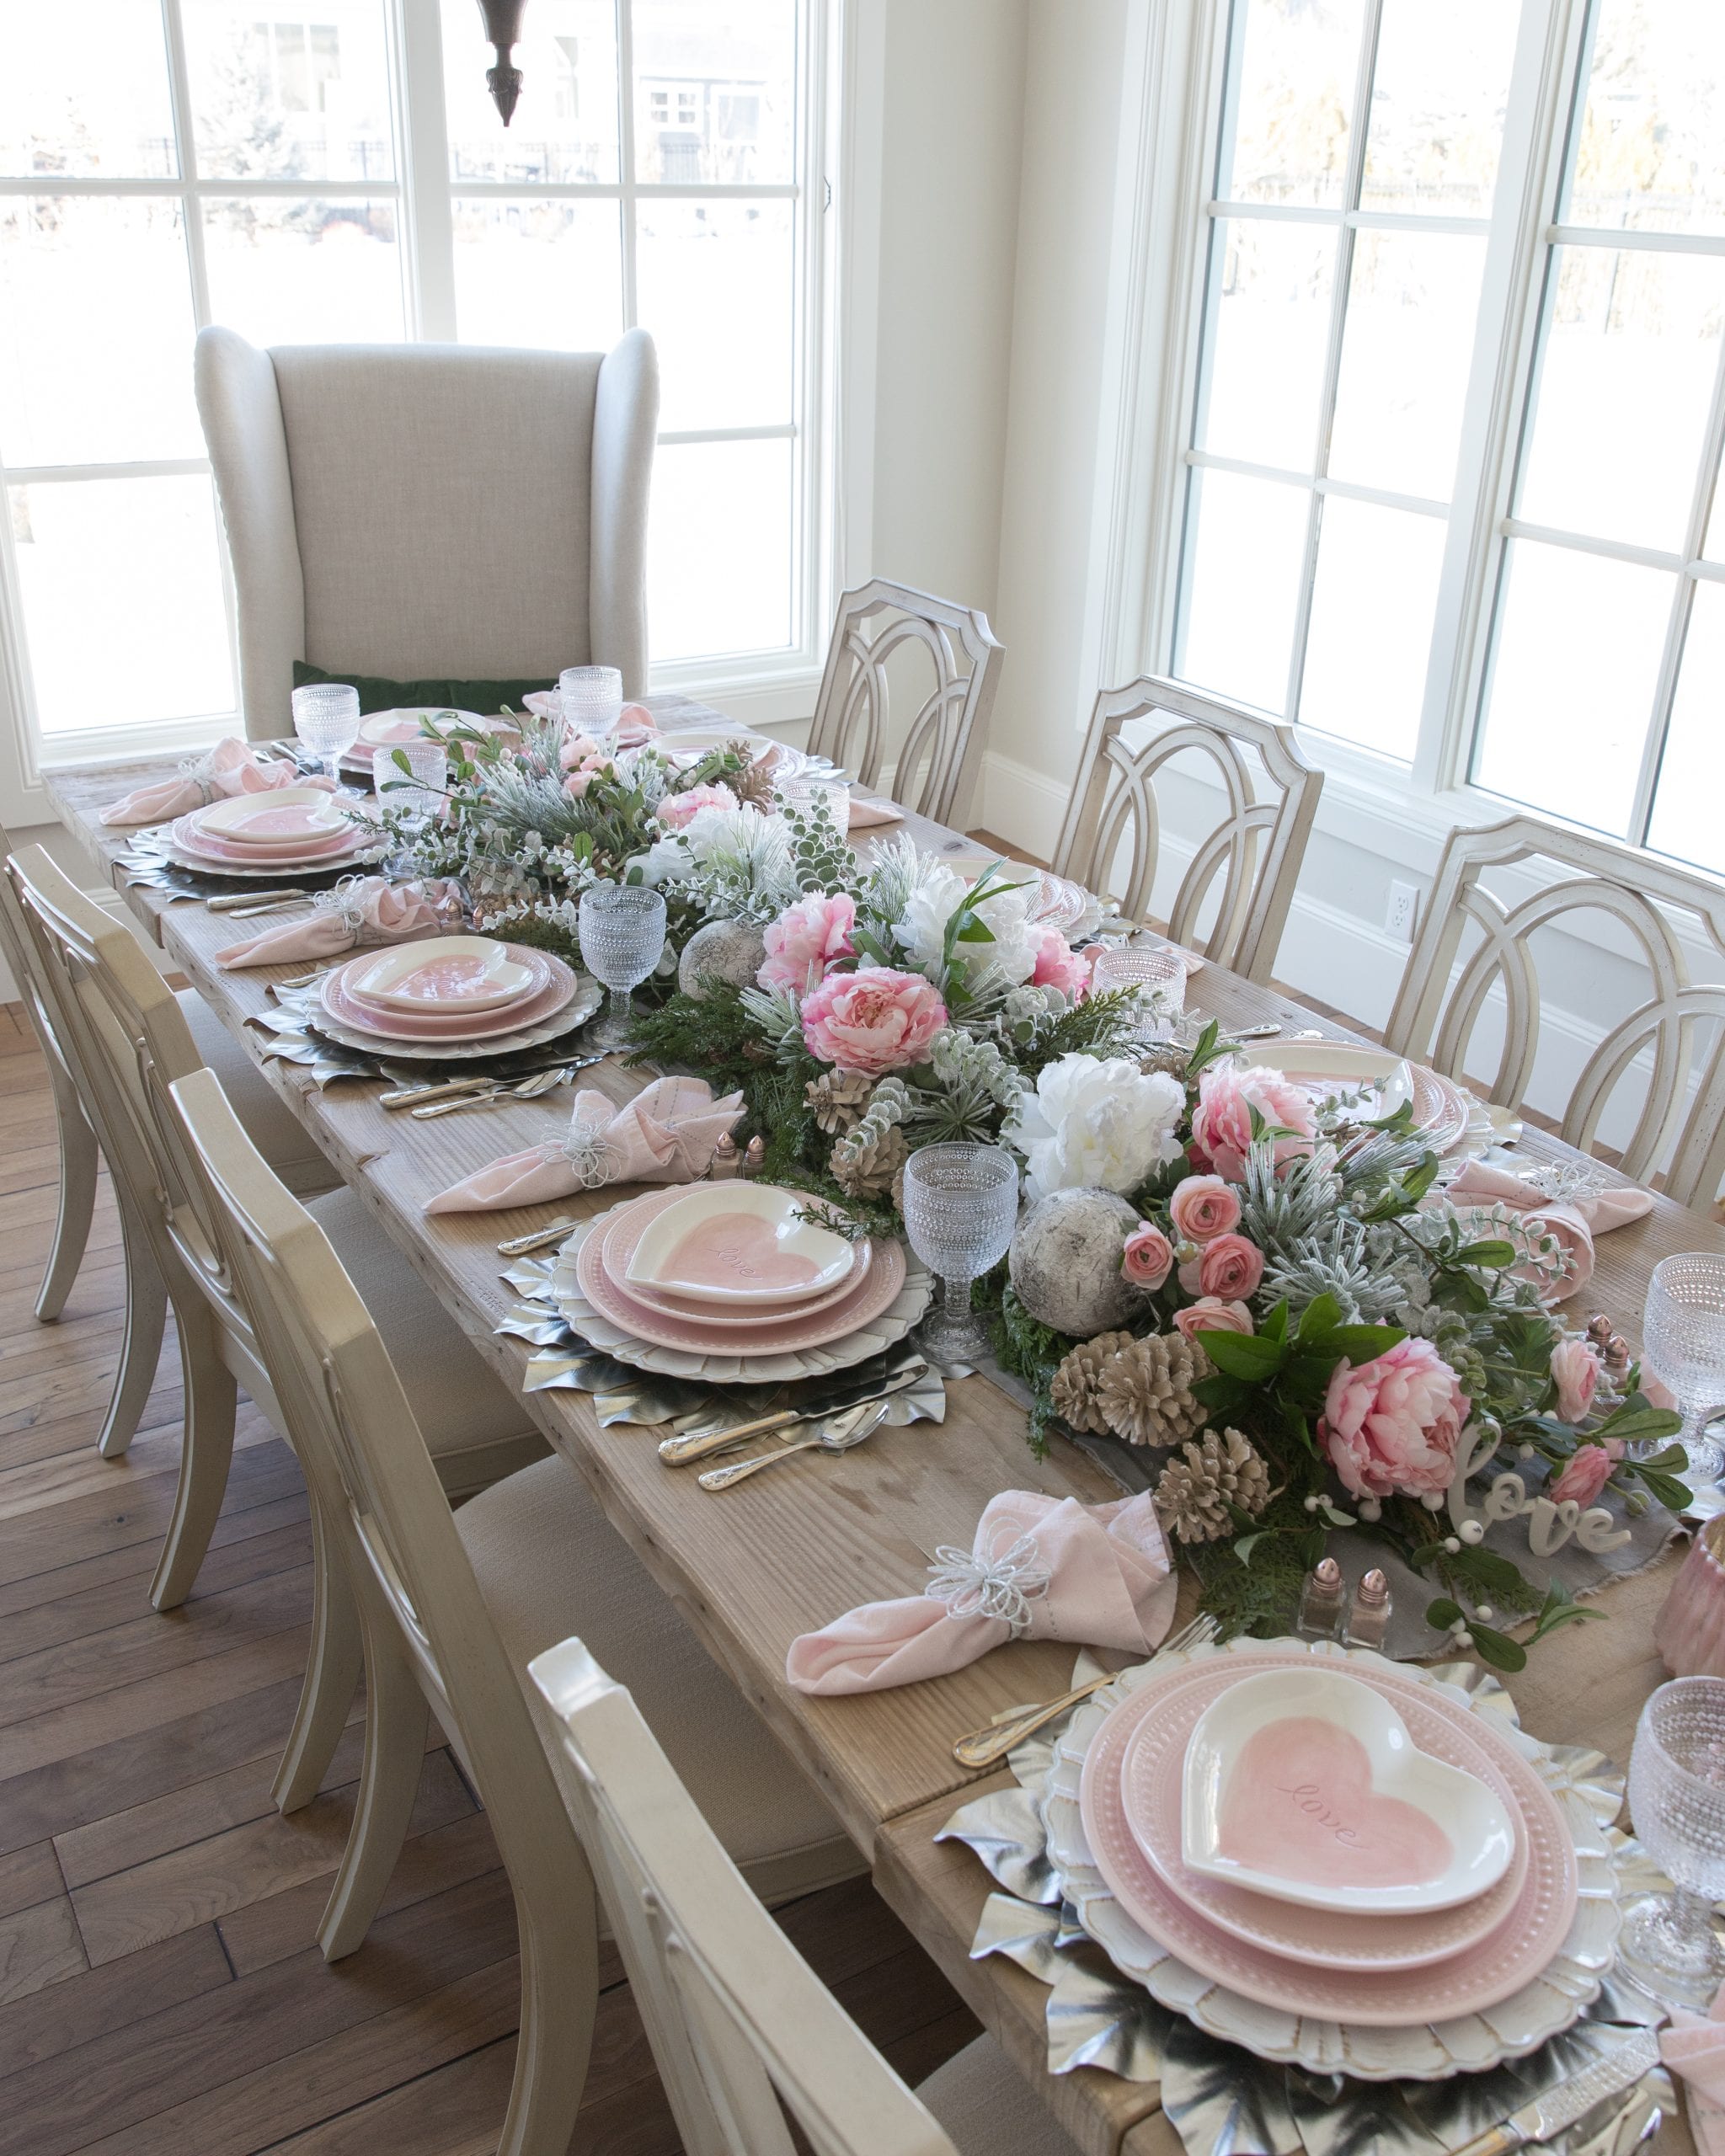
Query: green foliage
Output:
[[1188, 1488, 1314, 1636], [1193, 1292, 1406, 1454], [986, 1282, 1075, 1458], [1012, 985, 1139, 1075]]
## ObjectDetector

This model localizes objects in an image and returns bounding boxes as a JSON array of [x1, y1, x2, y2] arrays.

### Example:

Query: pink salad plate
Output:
[[1117, 1665, 1531, 1970], [619, 1235, 874, 1327], [191, 796, 347, 846], [318, 947, 573, 1043], [169, 812, 365, 867], [578, 1187, 905, 1355], [1076, 1651, 1578, 2025]]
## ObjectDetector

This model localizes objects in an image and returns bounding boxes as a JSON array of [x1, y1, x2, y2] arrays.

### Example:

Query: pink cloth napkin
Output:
[[846, 796, 904, 830], [214, 877, 460, 969], [1664, 1992, 1725, 2153], [424, 1075, 745, 1214], [786, 1490, 1178, 1696], [100, 738, 334, 827], [1444, 1157, 1653, 1302]]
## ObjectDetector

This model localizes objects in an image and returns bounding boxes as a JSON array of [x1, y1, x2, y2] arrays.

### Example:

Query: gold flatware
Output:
[[380, 1075, 492, 1109], [206, 886, 310, 912], [697, 1401, 890, 1490], [658, 1355, 927, 1467], [408, 1065, 576, 1118], [496, 1216, 580, 1256], [949, 1613, 1219, 1771]]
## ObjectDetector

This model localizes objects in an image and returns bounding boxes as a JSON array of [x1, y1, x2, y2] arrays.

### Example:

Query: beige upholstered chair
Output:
[[1052, 676, 1323, 985], [806, 579, 1004, 826], [168, 1065, 858, 2156], [1386, 813, 1725, 1212], [195, 326, 660, 737], [529, 1636, 1078, 2156]]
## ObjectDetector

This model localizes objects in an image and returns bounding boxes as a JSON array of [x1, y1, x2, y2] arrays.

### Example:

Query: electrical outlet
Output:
[[1386, 880, 1419, 944]]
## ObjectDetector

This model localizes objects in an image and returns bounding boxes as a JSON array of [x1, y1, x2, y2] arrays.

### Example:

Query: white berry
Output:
[[1475, 1605, 1493, 1622], [1421, 1491, 1445, 1510], [1303, 1494, 1321, 1513], [1455, 1630, 1473, 1649], [1461, 1520, 1485, 1545], [1443, 1536, 1461, 1554]]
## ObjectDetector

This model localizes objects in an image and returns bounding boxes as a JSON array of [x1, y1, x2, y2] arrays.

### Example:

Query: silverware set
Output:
[[205, 886, 311, 913], [408, 1063, 588, 1117], [697, 1399, 892, 1489]]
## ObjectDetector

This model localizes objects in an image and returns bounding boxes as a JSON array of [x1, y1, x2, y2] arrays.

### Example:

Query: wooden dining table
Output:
[[39, 713, 1722, 2156]]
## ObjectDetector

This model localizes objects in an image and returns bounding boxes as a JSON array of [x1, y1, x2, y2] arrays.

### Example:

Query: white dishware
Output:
[[1179, 1667, 1514, 1914], [195, 785, 344, 841], [356, 707, 486, 749], [1233, 1041, 1415, 1121], [622, 1183, 855, 1307], [349, 936, 532, 1013]]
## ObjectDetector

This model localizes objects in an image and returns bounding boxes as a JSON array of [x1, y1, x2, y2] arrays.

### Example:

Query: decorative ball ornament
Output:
[[1008, 1188, 1145, 1338], [678, 918, 767, 1000]]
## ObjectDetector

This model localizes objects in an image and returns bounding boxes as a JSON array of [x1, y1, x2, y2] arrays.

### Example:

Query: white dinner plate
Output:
[[195, 785, 345, 842], [622, 1183, 856, 1307], [348, 935, 533, 1012]]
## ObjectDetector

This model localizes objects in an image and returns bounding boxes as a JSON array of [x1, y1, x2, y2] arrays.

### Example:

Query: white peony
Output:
[[1003, 1054, 1187, 1201], [895, 863, 1039, 990]]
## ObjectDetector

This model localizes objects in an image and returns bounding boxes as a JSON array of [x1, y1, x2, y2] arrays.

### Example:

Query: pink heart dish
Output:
[[622, 1183, 854, 1307]]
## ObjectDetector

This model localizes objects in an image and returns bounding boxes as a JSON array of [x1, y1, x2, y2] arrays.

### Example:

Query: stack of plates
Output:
[[164, 786, 378, 878], [1234, 1040, 1473, 1154], [340, 708, 518, 777], [312, 934, 597, 1060]]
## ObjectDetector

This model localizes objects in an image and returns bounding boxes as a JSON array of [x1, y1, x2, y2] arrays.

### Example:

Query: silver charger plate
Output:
[[549, 1195, 932, 1384], [309, 974, 602, 1061]]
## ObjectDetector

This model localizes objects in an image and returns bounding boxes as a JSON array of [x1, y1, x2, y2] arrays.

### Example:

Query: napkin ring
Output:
[[927, 1530, 1051, 1636], [561, 1114, 622, 1190]]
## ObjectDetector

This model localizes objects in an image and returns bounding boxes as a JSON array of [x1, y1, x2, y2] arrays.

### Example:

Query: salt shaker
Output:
[[743, 1136, 766, 1177], [708, 1133, 740, 1181], [1297, 1556, 1348, 1641], [1347, 1568, 1392, 1650]]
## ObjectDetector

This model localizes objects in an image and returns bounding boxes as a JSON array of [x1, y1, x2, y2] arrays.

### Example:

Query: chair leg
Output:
[[148, 1299, 237, 1611], [318, 1629, 430, 1961], [96, 1193, 168, 1460], [35, 1061, 97, 1324], [497, 1887, 600, 2156], [271, 1498, 363, 1815]]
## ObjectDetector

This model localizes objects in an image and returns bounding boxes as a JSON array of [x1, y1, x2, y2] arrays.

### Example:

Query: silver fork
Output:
[[697, 1401, 890, 1490], [409, 1063, 581, 1117]]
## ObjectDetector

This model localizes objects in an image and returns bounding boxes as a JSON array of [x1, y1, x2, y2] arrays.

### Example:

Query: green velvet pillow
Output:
[[292, 659, 557, 718]]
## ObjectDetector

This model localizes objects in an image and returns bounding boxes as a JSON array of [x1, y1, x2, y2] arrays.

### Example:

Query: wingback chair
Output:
[[195, 327, 660, 738]]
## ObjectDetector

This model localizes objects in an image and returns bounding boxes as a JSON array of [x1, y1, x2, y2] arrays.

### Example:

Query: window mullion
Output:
[[397, 0, 457, 339], [617, 0, 638, 328], [159, 0, 210, 327]]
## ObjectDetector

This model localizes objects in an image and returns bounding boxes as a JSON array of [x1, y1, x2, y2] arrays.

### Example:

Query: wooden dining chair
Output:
[[806, 579, 1004, 827], [1051, 675, 1323, 985], [166, 1065, 861, 2156], [528, 1636, 1080, 2156], [7, 846, 544, 1810], [1386, 812, 1725, 1213]]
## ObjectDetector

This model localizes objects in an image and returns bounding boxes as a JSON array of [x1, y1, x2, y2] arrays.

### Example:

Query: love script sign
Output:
[[1445, 1423, 1632, 1557]]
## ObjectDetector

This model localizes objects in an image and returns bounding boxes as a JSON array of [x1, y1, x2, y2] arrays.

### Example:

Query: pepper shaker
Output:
[[743, 1136, 766, 1178], [1297, 1556, 1348, 1641], [708, 1133, 740, 1180], [1347, 1567, 1392, 1650]]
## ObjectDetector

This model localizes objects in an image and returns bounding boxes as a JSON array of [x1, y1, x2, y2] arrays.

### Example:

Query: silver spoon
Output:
[[408, 1063, 584, 1118], [697, 1401, 891, 1490]]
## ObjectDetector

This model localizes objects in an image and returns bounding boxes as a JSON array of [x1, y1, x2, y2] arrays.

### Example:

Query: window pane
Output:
[[201, 200, 403, 345], [1195, 219, 1335, 473], [441, 0, 620, 184], [11, 478, 232, 734], [1647, 584, 1725, 873], [1216, 0, 1366, 209], [636, 200, 793, 432], [1300, 498, 1445, 757], [632, 1, 797, 185], [1516, 246, 1725, 552], [1176, 467, 1309, 712], [1474, 541, 1672, 833], [1566, 0, 1725, 237], [1359, 0, 1516, 216], [182, 0, 396, 182], [453, 200, 623, 350], [1328, 231, 1487, 502], [0, 0, 178, 179], [649, 439, 793, 660], [0, 198, 200, 467]]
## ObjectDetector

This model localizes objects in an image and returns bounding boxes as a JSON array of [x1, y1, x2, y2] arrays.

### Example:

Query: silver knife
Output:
[[658, 1351, 928, 1466], [1450, 2029, 1660, 2156]]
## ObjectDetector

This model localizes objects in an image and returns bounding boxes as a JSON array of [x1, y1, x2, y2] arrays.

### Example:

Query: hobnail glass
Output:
[[577, 886, 666, 1051], [1644, 1254, 1725, 1483], [558, 664, 624, 744], [901, 1144, 1020, 1366], [371, 740, 447, 820], [1092, 942, 1187, 1039], [291, 683, 361, 791], [1621, 1676, 1725, 2007]]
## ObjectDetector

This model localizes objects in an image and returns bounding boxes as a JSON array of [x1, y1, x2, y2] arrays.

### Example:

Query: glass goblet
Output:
[[291, 683, 362, 792], [577, 886, 666, 1052], [371, 740, 447, 820], [1092, 942, 1188, 1041], [1644, 1254, 1725, 1484], [1621, 1676, 1725, 2007], [559, 665, 624, 747], [776, 771, 851, 831], [900, 1143, 1021, 1367]]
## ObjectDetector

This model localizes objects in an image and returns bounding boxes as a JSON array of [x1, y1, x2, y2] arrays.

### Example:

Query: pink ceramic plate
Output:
[[1118, 1666, 1530, 1970], [619, 1236, 874, 1327], [1076, 1651, 1578, 2023], [170, 813, 362, 866], [319, 947, 573, 1042], [579, 1188, 905, 1355], [191, 798, 344, 846]]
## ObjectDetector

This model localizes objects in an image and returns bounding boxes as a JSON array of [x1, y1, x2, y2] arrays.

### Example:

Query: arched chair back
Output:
[[806, 579, 1003, 825], [1051, 676, 1322, 985], [1385, 814, 1725, 1212]]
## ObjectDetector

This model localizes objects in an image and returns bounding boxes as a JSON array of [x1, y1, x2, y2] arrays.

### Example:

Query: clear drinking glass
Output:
[[558, 664, 625, 745], [1092, 943, 1188, 1040], [776, 771, 851, 830], [1622, 1676, 1725, 2006], [1644, 1255, 1725, 1483], [576, 886, 666, 1052], [900, 1144, 1021, 1367], [371, 741, 447, 819], [291, 683, 362, 791]]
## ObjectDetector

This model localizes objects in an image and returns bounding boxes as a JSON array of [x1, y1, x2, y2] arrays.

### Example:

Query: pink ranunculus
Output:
[[1168, 1174, 1242, 1244], [799, 966, 948, 1076], [1190, 1062, 1317, 1182], [1122, 1224, 1174, 1291], [757, 890, 857, 995], [1030, 926, 1090, 1001], [1195, 1231, 1263, 1302], [1550, 1335, 1604, 1425], [1318, 1339, 1471, 1502], [558, 730, 604, 771], [1173, 1298, 1254, 1342], [1549, 1438, 1624, 1509], [563, 763, 608, 799], [654, 782, 738, 830]]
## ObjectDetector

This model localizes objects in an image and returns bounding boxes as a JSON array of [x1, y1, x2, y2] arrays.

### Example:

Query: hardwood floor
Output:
[[0, 1006, 977, 2153]]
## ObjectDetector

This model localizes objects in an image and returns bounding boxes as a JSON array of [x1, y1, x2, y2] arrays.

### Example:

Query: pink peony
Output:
[[1550, 1336, 1603, 1425], [1319, 1340, 1471, 1502], [1122, 1224, 1174, 1290], [799, 966, 947, 1076], [654, 782, 738, 830], [1030, 926, 1090, 1001], [1168, 1174, 1242, 1244], [757, 891, 857, 995], [1549, 1438, 1623, 1508], [1190, 1062, 1317, 1182], [1194, 1232, 1263, 1302], [1174, 1298, 1254, 1341]]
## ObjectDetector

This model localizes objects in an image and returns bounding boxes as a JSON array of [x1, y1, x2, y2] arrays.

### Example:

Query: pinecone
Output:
[[1154, 1427, 1270, 1543], [830, 1121, 907, 1200], [730, 751, 780, 812], [1049, 1331, 1136, 1436], [806, 1069, 875, 1134], [1095, 1332, 1211, 1448], [1136, 1040, 1193, 1081]]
